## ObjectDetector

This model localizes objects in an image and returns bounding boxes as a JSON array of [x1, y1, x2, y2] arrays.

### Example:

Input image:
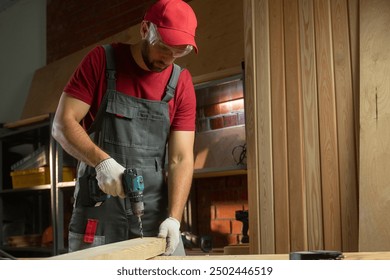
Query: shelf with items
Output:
[[193, 71, 247, 178], [0, 114, 76, 258]]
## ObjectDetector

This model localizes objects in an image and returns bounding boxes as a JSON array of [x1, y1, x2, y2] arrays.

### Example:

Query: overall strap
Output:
[[87, 44, 116, 137], [162, 63, 182, 102]]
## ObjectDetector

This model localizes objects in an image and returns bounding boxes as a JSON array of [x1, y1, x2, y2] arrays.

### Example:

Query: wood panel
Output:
[[49, 237, 166, 260], [245, 0, 358, 253], [244, 0, 275, 254], [269, 0, 290, 254], [243, 0, 262, 255], [359, 0, 390, 251], [298, 0, 323, 250], [314, 0, 342, 250], [155, 251, 390, 260], [284, 0, 307, 252], [330, 0, 358, 252]]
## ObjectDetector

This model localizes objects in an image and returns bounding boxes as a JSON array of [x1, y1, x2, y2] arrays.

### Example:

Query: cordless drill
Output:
[[122, 168, 145, 238], [84, 168, 145, 238]]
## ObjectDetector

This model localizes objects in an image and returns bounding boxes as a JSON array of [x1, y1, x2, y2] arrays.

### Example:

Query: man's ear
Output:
[[140, 21, 149, 39]]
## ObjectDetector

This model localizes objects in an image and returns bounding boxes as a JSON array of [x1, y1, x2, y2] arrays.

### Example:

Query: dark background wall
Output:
[[46, 0, 155, 63]]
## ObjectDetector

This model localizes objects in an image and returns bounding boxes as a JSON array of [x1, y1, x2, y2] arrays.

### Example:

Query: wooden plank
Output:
[[3, 114, 50, 129], [154, 251, 390, 260], [269, 0, 290, 254], [193, 167, 247, 179], [347, 0, 360, 161], [284, 0, 307, 252], [314, 0, 342, 250], [192, 66, 242, 85], [245, 0, 275, 255], [298, 0, 323, 250], [330, 0, 358, 252], [223, 244, 250, 255], [243, 0, 262, 254], [48, 237, 166, 260], [359, 0, 390, 251]]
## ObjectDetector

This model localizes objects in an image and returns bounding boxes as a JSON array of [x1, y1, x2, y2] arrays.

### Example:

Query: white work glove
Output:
[[95, 158, 126, 198], [158, 217, 181, 255]]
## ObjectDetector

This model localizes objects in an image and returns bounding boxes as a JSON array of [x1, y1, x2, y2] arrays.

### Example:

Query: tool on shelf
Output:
[[235, 210, 249, 243]]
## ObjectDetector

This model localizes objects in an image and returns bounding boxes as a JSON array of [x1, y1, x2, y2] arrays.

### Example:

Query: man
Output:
[[52, 0, 197, 256]]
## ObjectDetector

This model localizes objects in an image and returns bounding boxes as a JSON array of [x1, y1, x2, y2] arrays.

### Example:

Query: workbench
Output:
[[46, 237, 390, 260]]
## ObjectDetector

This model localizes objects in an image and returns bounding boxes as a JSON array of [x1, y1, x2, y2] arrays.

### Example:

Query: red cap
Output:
[[144, 0, 198, 53]]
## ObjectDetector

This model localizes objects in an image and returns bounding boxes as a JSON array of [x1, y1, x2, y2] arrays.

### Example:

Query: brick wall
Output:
[[192, 175, 248, 248], [196, 78, 244, 132], [191, 77, 248, 249], [46, 0, 155, 63]]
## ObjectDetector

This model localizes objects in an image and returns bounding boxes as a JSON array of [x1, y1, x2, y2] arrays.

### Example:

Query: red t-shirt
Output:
[[64, 43, 196, 131]]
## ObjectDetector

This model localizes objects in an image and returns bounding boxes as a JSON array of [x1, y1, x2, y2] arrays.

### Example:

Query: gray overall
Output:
[[68, 44, 185, 255]]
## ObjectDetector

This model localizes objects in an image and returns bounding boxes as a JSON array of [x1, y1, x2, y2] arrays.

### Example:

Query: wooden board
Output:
[[269, 0, 290, 254], [314, 0, 341, 250], [298, 0, 323, 251], [155, 251, 390, 260], [359, 0, 390, 251], [48, 237, 166, 260]]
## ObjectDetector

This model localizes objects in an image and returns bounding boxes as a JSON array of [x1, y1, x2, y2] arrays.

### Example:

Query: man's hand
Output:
[[95, 158, 126, 198], [158, 217, 181, 255]]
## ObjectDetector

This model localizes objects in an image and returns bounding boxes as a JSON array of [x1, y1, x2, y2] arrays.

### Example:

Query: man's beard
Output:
[[141, 42, 169, 72]]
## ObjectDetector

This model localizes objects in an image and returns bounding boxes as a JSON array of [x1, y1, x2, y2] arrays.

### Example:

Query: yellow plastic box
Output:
[[10, 167, 76, 188]]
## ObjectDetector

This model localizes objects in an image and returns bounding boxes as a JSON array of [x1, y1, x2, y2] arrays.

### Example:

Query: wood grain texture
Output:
[[314, 0, 342, 250], [155, 251, 390, 260], [243, 0, 262, 255], [48, 238, 166, 260], [269, 0, 290, 254], [244, 0, 358, 253], [359, 0, 390, 251], [252, 0, 275, 254], [330, 0, 358, 252], [298, 0, 323, 250], [284, 0, 307, 252]]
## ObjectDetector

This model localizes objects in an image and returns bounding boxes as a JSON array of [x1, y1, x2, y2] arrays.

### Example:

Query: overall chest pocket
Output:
[[103, 99, 169, 150]]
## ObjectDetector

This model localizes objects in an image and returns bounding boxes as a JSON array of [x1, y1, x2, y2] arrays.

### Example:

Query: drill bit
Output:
[[138, 216, 143, 239]]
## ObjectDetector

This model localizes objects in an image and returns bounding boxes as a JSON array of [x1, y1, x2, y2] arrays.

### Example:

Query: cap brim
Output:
[[157, 27, 198, 54]]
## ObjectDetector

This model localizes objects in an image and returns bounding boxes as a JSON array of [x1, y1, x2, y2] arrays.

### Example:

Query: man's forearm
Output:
[[167, 158, 194, 222], [52, 118, 109, 167]]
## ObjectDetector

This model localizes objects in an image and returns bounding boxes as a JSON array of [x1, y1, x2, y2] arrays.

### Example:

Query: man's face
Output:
[[141, 22, 193, 72], [141, 39, 175, 72]]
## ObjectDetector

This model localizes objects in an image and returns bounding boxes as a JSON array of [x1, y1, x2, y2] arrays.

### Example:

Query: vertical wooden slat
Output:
[[284, 0, 307, 252], [298, 0, 323, 250], [347, 0, 360, 164], [244, 0, 275, 254], [359, 0, 390, 251], [243, 0, 261, 254], [314, 0, 342, 250], [330, 0, 358, 252], [269, 0, 290, 254]]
